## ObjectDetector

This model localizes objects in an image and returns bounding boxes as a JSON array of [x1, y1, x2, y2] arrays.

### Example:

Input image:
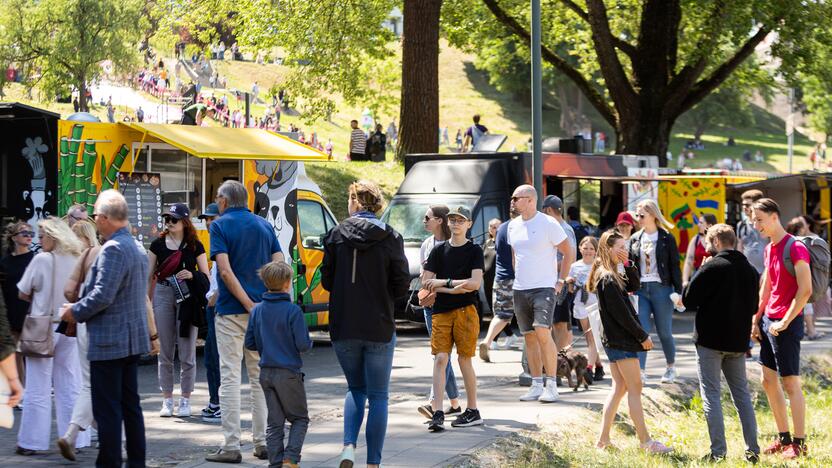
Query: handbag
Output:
[[19, 253, 57, 358]]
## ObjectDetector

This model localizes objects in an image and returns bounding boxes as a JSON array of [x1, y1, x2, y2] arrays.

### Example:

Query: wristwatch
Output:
[[446, 278, 453, 288]]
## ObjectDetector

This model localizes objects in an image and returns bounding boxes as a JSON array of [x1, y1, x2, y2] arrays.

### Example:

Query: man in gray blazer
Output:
[[61, 189, 150, 468]]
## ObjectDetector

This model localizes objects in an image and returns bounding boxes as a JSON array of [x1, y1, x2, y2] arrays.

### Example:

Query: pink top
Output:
[[764, 234, 811, 319]]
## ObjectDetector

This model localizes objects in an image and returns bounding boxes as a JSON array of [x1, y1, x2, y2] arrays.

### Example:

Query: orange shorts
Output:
[[430, 304, 479, 357]]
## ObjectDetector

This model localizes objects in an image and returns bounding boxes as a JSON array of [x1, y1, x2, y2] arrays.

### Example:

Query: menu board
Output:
[[118, 172, 163, 249]]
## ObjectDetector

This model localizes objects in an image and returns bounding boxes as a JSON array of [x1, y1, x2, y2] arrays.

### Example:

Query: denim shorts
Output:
[[513, 288, 555, 333], [604, 347, 639, 362]]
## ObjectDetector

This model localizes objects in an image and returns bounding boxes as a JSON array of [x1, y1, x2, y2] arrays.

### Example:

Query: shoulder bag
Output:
[[19, 253, 57, 358]]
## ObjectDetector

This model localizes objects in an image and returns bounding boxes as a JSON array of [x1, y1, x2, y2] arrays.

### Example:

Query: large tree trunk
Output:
[[397, 0, 442, 161], [616, 108, 674, 166]]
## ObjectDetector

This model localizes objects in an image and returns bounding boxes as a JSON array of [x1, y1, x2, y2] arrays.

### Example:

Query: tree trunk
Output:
[[616, 109, 674, 166], [78, 75, 88, 112], [397, 0, 442, 161]]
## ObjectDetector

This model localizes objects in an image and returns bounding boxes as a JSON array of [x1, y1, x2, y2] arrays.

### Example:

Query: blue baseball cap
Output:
[[199, 203, 220, 219], [167, 203, 190, 220]]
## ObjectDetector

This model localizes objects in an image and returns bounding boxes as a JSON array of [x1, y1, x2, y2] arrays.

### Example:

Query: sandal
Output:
[[641, 439, 673, 454]]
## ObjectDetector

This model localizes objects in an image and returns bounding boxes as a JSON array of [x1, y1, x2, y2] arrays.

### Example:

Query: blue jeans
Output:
[[332, 337, 396, 465], [635, 282, 676, 369], [204, 306, 220, 406], [424, 308, 460, 401]]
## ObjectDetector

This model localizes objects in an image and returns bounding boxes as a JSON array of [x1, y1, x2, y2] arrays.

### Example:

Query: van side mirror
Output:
[[302, 236, 323, 249]]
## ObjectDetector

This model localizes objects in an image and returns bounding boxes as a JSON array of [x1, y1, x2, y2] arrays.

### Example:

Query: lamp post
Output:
[[531, 0, 543, 205]]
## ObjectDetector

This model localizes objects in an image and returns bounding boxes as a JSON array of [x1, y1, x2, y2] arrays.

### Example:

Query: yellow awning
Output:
[[123, 122, 328, 161]]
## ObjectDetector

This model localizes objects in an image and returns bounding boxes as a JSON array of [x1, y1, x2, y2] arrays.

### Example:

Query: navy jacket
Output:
[[628, 228, 683, 293], [245, 292, 312, 372]]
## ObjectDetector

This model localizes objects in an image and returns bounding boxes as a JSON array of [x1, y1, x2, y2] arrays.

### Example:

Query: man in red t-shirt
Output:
[[751, 198, 811, 459]]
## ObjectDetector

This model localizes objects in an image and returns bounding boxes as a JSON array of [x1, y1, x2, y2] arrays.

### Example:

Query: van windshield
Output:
[[381, 197, 478, 244]]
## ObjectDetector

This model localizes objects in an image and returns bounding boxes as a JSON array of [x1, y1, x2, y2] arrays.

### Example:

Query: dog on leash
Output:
[[557, 348, 592, 391]]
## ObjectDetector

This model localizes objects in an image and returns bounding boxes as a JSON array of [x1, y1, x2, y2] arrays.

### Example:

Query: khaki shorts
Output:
[[430, 305, 479, 357]]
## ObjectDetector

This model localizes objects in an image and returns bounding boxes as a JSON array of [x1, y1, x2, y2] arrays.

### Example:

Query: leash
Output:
[[559, 327, 593, 352]]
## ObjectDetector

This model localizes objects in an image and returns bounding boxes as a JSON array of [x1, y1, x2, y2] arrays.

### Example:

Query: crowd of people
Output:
[[0, 176, 825, 466]]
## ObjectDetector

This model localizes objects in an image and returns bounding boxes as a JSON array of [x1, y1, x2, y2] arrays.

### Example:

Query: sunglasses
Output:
[[163, 216, 181, 224], [424, 215, 438, 222], [636, 213, 646, 219], [15, 230, 34, 237]]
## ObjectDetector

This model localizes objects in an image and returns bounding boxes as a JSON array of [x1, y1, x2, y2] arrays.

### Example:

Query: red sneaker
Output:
[[782, 443, 807, 459], [763, 440, 786, 454]]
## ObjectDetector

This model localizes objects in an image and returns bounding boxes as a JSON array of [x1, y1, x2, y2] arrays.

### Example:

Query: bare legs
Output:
[[524, 327, 559, 378], [597, 359, 652, 448], [761, 366, 805, 438]]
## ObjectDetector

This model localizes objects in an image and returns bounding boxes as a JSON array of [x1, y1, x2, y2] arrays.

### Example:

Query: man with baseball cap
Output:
[[198, 203, 223, 422], [422, 205, 485, 431], [541, 195, 577, 353], [508, 186, 573, 403]]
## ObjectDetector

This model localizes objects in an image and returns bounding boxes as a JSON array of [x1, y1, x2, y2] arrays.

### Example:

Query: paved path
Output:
[[0, 316, 830, 467]]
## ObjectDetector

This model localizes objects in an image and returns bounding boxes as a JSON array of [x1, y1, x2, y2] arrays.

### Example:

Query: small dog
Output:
[[557, 349, 592, 391]]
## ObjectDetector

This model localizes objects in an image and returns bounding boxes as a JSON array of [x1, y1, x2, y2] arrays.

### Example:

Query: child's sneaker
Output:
[[451, 408, 483, 427]]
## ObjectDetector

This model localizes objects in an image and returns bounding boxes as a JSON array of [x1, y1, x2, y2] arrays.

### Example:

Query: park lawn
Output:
[[306, 158, 404, 221], [460, 353, 832, 468]]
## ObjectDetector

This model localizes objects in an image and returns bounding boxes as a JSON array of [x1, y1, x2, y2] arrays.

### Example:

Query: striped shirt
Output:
[[350, 129, 367, 154]]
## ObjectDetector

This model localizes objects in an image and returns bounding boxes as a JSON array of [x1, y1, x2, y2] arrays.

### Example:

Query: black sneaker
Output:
[[428, 410, 445, 432], [451, 408, 483, 427], [594, 366, 605, 381], [446, 406, 462, 416], [745, 450, 759, 464], [417, 404, 434, 419]]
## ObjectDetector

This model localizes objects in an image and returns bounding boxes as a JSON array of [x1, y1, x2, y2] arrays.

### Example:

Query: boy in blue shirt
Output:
[[245, 261, 312, 468]]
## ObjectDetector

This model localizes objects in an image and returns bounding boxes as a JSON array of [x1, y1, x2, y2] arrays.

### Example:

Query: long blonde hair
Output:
[[72, 220, 100, 249], [637, 199, 674, 230], [587, 230, 626, 292], [39, 217, 84, 256]]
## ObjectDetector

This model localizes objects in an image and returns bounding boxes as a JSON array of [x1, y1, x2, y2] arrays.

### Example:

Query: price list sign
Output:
[[117, 172, 163, 249]]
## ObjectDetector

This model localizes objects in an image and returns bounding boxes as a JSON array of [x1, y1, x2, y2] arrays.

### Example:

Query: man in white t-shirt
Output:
[[508, 185, 574, 403]]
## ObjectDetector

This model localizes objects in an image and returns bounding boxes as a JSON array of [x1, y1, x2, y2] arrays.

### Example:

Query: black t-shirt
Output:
[[150, 237, 205, 278], [424, 240, 485, 313], [0, 251, 36, 331]]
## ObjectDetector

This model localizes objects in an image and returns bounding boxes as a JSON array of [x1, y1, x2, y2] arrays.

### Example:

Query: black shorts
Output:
[[553, 295, 572, 324], [759, 314, 803, 377]]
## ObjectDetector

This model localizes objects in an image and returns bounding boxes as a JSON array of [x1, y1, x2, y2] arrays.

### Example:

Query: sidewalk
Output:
[[179, 315, 832, 468]]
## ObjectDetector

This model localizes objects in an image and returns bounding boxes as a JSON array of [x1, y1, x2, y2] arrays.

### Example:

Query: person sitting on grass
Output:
[[588, 230, 672, 454], [421, 205, 484, 432], [245, 260, 312, 468]]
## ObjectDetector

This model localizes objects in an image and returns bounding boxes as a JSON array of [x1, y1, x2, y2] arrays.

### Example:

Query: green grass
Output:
[[306, 158, 404, 221], [460, 354, 832, 468]]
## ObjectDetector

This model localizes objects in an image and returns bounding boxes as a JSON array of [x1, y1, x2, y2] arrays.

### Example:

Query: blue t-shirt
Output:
[[495, 221, 514, 281], [209, 207, 282, 315]]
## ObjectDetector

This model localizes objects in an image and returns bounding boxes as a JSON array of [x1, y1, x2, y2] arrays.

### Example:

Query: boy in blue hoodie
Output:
[[245, 261, 312, 468]]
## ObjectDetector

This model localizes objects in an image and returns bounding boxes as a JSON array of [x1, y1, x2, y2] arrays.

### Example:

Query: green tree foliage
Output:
[[443, 0, 832, 165], [0, 0, 144, 111]]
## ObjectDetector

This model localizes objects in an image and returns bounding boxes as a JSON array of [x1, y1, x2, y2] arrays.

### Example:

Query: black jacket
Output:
[[179, 270, 209, 338], [597, 264, 649, 352], [321, 215, 410, 342], [683, 249, 759, 352], [628, 228, 683, 293]]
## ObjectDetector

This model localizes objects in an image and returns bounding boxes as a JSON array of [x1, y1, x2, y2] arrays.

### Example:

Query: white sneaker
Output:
[[519, 385, 544, 401], [159, 398, 173, 417], [538, 384, 560, 403], [175, 397, 191, 417], [661, 367, 677, 384]]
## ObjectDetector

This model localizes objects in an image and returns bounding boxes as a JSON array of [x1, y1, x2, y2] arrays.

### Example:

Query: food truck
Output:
[[0, 103, 335, 329]]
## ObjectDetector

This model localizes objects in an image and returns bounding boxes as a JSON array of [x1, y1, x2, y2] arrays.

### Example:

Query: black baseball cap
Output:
[[166, 203, 190, 220]]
